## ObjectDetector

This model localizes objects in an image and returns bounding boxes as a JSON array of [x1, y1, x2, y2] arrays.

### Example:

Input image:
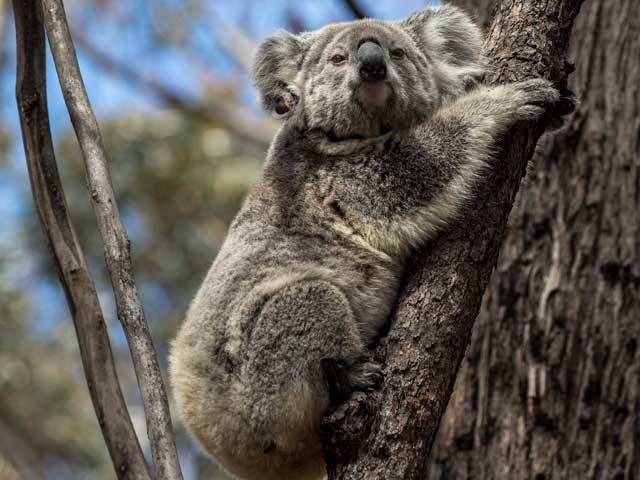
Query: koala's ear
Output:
[[400, 5, 485, 97], [252, 31, 306, 116]]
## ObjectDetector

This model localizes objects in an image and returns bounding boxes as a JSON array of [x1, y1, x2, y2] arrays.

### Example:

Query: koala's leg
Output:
[[440, 79, 576, 137], [354, 79, 575, 256], [242, 280, 377, 457], [407, 79, 577, 225]]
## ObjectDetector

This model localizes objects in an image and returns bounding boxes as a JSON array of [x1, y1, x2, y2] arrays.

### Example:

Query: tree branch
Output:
[[323, 0, 585, 478], [342, 0, 368, 20], [12, 1, 150, 478], [40, 0, 183, 478], [208, 12, 256, 72]]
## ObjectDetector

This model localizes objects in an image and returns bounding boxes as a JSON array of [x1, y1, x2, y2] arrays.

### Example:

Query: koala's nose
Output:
[[358, 41, 386, 82]]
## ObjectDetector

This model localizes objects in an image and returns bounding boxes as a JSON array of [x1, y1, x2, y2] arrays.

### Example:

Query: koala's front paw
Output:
[[511, 78, 576, 127]]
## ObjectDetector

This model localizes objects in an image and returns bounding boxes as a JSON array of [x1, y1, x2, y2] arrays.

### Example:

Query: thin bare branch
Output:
[[12, 1, 150, 478], [40, 0, 184, 478], [71, 29, 276, 150], [209, 12, 255, 72], [323, 0, 586, 478], [342, 0, 368, 19]]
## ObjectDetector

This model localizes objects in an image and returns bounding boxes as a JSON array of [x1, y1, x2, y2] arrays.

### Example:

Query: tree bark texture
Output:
[[41, 1, 183, 478], [323, 1, 585, 478], [12, 1, 150, 478], [429, 0, 640, 479]]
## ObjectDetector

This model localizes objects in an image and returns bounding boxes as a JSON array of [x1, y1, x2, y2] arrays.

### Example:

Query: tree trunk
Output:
[[323, 1, 584, 478], [429, 1, 640, 479]]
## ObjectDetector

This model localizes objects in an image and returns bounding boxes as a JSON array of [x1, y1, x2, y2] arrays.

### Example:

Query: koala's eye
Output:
[[330, 53, 347, 65], [391, 48, 405, 59]]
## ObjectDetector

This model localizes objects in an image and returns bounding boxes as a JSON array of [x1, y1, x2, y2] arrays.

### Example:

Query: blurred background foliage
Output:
[[0, 0, 432, 478]]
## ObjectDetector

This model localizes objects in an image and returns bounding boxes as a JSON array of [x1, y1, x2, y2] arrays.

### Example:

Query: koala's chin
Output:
[[357, 81, 390, 111]]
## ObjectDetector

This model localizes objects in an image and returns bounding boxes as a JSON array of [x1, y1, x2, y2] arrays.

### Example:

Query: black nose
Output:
[[358, 41, 386, 82]]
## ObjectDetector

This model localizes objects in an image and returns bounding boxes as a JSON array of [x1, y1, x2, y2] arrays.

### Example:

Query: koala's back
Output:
[[170, 129, 401, 479]]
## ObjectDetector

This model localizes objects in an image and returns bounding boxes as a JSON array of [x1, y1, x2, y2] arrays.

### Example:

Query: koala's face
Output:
[[253, 6, 484, 140], [296, 22, 437, 139]]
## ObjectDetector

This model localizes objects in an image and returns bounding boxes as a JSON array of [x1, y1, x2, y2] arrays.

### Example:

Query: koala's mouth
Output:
[[356, 81, 390, 110]]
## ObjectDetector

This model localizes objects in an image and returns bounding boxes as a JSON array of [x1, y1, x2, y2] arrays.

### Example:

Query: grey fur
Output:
[[170, 5, 572, 480]]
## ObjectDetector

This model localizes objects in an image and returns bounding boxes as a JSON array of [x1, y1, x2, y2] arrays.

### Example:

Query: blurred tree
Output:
[[53, 99, 263, 342], [0, 282, 108, 476], [2, 3, 264, 476], [2, 96, 258, 478], [0, 130, 110, 477], [33, 97, 263, 479]]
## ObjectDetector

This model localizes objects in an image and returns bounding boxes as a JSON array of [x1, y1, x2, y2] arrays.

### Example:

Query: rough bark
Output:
[[12, 1, 150, 478], [429, 0, 640, 478], [40, 1, 183, 478], [323, 1, 585, 478]]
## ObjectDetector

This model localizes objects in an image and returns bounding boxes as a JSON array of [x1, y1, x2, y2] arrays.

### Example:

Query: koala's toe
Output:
[[347, 358, 384, 392], [542, 88, 577, 132], [518, 78, 561, 107], [516, 104, 547, 122], [322, 357, 384, 404]]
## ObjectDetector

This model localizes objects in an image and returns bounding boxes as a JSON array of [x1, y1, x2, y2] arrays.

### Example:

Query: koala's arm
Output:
[[339, 79, 570, 256]]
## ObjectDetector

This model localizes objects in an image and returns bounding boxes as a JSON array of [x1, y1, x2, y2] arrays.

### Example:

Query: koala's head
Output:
[[252, 5, 484, 140]]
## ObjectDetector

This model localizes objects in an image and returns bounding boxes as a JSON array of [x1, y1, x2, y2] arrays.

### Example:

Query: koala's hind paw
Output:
[[322, 357, 383, 406], [347, 358, 384, 393]]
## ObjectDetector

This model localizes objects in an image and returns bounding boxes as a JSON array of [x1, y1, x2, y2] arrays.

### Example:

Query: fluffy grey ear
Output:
[[251, 31, 306, 116], [400, 4, 485, 97]]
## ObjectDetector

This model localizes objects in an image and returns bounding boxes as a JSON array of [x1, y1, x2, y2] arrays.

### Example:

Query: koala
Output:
[[170, 4, 573, 480]]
